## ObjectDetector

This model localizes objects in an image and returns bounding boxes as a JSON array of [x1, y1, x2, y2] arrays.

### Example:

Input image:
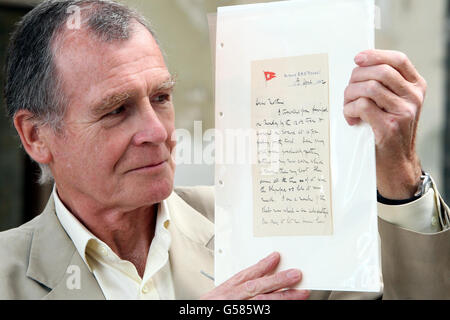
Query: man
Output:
[[0, 0, 448, 300]]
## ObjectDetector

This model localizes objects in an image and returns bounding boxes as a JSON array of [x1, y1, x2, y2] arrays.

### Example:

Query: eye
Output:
[[107, 105, 126, 116], [151, 94, 170, 104]]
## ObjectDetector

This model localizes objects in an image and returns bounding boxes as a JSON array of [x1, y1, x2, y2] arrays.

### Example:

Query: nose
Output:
[[132, 102, 168, 146]]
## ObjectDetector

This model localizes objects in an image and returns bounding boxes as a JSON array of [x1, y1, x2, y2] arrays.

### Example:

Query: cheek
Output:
[[162, 112, 177, 170], [96, 131, 133, 171], [157, 108, 175, 147], [66, 129, 129, 176], [166, 124, 176, 150]]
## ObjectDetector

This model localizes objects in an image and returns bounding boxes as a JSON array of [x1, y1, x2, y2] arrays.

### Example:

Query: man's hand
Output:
[[343, 49, 427, 199], [200, 252, 309, 300]]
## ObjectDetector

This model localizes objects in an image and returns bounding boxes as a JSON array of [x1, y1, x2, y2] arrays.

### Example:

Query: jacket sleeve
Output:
[[316, 182, 450, 300], [377, 183, 450, 299]]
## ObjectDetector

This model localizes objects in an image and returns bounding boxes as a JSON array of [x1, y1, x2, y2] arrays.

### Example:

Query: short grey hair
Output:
[[4, 0, 160, 185]]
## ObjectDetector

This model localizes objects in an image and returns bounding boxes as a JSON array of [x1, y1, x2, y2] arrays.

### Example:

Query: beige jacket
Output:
[[0, 186, 448, 299]]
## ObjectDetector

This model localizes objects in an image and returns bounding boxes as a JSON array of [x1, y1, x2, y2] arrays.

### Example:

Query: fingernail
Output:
[[355, 53, 367, 64], [287, 269, 301, 279], [267, 252, 278, 260], [301, 290, 310, 298], [261, 252, 276, 263]]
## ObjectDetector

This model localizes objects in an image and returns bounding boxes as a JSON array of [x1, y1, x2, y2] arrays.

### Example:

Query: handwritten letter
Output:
[[252, 54, 333, 237]]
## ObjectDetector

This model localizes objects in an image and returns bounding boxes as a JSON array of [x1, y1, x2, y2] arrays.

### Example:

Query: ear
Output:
[[13, 110, 52, 164]]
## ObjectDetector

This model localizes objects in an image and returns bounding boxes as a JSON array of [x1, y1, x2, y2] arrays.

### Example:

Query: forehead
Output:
[[54, 23, 168, 108]]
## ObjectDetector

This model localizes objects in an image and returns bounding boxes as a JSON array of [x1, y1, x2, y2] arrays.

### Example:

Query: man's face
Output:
[[48, 23, 176, 211]]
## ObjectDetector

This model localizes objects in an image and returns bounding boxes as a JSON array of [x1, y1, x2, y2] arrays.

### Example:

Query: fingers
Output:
[[343, 97, 387, 144], [349, 64, 410, 98], [251, 289, 310, 300], [354, 49, 425, 86], [344, 80, 404, 114], [227, 252, 280, 287], [201, 252, 306, 300], [233, 268, 302, 300], [344, 97, 383, 122], [348, 65, 425, 109], [344, 50, 425, 146]]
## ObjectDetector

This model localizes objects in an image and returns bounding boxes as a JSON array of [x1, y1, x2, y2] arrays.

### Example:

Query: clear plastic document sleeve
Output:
[[214, 0, 381, 292]]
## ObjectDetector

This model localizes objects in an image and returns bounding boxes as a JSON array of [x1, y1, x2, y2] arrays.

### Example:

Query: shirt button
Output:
[[431, 216, 438, 226], [100, 246, 108, 256], [164, 220, 170, 229], [142, 285, 149, 294]]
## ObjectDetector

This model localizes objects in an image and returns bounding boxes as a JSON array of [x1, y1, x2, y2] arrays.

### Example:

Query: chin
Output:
[[139, 176, 174, 206], [123, 162, 175, 207]]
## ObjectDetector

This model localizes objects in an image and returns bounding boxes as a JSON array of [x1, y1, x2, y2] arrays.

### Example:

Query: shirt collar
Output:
[[52, 185, 171, 273]]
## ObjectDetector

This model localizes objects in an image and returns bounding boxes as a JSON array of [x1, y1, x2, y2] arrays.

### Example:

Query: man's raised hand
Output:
[[343, 49, 427, 199]]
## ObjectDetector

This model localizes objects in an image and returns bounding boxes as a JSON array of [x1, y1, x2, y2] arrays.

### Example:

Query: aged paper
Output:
[[252, 54, 332, 237]]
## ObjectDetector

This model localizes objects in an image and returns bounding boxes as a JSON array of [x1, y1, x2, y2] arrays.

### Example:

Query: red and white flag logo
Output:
[[264, 71, 276, 81]]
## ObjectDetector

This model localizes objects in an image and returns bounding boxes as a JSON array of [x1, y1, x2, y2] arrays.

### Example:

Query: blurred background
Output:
[[0, 0, 448, 231]]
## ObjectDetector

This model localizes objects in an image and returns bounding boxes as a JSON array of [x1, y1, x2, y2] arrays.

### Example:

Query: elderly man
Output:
[[1, 0, 448, 300]]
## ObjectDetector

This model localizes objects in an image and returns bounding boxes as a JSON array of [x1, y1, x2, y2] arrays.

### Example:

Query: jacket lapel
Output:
[[27, 190, 216, 300], [166, 191, 215, 299], [26, 197, 105, 300]]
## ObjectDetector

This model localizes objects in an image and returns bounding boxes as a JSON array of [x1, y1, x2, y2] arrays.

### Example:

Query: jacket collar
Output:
[[167, 190, 215, 249], [166, 190, 215, 298], [25, 189, 215, 299], [26, 197, 105, 299]]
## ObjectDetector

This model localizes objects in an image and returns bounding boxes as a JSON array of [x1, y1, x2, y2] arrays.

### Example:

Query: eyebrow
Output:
[[92, 76, 177, 117], [157, 76, 176, 91]]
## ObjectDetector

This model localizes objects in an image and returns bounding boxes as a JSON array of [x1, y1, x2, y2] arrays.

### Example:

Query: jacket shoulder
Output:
[[0, 215, 49, 299], [0, 214, 42, 264], [173, 185, 215, 223]]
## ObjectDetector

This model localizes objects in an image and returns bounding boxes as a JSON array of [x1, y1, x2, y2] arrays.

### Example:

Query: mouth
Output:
[[126, 160, 167, 174]]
